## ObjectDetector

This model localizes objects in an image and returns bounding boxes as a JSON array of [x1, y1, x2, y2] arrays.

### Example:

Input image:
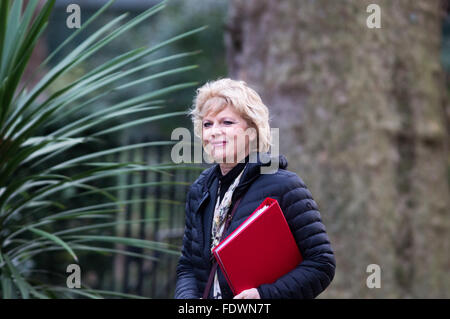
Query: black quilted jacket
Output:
[[174, 152, 336, 299]]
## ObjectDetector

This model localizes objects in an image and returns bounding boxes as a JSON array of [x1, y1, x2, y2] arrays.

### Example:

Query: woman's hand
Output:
[[233, 288, 260, 299]]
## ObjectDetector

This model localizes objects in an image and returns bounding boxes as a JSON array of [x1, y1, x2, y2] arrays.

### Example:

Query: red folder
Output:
[[212, 197, 303, 296]]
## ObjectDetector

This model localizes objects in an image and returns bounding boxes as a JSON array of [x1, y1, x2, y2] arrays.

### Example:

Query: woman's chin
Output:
[[211, 151, 234, 164]]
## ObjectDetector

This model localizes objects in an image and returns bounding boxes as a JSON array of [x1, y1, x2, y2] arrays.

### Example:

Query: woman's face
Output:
[[202, 105, 255, 164]]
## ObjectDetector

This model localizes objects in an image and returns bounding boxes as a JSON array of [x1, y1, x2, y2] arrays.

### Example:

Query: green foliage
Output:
[[0, 0, 203, 298]]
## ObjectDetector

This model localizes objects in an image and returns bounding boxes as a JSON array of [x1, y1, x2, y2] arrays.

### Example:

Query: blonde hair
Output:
[[188, 78, 272, 153]]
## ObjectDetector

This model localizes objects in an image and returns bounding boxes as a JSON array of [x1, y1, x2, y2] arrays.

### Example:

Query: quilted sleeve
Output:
[[257, 173, 336, 299], [174, 188, 201, 299]]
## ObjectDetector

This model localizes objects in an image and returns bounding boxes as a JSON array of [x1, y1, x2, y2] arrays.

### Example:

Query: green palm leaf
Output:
[[27, 227, 79, 263], [0, 0, 202, 299]]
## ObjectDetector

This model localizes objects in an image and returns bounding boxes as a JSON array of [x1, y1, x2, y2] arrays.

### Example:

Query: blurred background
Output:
[[22, 0, 450, 298]]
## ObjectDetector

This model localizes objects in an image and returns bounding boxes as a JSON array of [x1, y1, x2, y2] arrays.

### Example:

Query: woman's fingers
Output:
[[233, 288, 260, 299]]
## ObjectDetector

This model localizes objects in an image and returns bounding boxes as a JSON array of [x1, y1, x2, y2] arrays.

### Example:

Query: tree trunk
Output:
[[226, 0, 450, 298]]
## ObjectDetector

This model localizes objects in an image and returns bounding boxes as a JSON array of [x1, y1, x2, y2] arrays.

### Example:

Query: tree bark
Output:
[[226, 0, 450, 298]]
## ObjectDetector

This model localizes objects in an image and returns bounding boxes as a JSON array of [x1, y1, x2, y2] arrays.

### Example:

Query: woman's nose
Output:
[[209, 123, 224, 137]]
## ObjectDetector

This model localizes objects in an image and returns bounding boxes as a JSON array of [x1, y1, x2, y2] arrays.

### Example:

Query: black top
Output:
[[174, 152, 336, 299], [214, 154, 250, 203]]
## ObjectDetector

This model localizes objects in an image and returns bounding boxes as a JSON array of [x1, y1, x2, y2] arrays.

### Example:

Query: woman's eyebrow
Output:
[[203, 117, 234, 122]]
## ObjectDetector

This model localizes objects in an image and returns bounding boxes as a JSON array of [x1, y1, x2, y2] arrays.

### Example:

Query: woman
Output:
[[174, 78, 335, 299]]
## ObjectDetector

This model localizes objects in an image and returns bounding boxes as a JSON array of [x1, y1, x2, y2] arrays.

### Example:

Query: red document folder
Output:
[[212, 197, 303, 296]]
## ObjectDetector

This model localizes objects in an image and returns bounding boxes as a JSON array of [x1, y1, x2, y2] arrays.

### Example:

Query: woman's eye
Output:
[[224, 121, 233, 125], [203, 122, 211, 127]]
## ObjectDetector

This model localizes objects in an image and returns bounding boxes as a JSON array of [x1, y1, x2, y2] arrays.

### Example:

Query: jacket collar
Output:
[[194, 152, 288, 215], [202, 151, 288, 195]]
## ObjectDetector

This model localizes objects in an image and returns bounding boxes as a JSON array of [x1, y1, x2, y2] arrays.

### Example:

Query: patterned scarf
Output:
[[211, 164, 247, 299]]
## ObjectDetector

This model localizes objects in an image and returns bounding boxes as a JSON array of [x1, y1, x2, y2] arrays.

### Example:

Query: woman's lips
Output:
[[211, 141, 227, 147]]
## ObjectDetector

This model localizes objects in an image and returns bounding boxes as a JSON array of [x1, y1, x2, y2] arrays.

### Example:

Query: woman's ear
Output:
[[249, 126, 257, 142], [246, 127, 258, 153]]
